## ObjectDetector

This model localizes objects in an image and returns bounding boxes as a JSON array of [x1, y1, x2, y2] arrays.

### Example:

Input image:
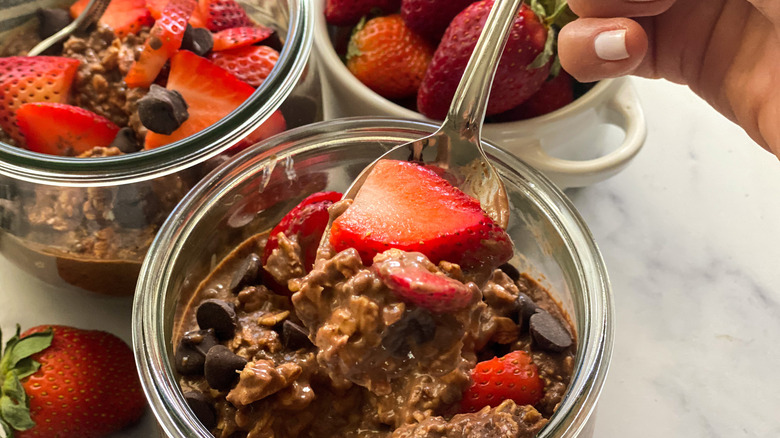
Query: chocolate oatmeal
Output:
[[173, 206, 576, 437]]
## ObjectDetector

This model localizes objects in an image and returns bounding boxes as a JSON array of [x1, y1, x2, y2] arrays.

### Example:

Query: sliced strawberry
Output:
[[211, 25, 273, 51], [0, 56, 79, 145], [329, 160, 513, 271], [373, 249, 473, 313], [147, 0, 207, 27], [198, 0, 253, 31], [71, 0, 153, 37], [263, 191, 343, 269], [209, 45, 278, 87], [460, 350, 544, 412], [16, 103, 120, 156], [143, 50, 254, 149], [125, 0, 197, 88]]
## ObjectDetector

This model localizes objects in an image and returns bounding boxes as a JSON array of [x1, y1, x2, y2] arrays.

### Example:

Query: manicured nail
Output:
[[594, 29, 629, 61]]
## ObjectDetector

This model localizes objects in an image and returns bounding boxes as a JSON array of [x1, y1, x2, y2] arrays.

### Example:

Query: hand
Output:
[[557, 0, 780, 159]]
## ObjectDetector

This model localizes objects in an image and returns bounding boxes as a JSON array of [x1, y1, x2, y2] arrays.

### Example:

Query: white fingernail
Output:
[[594, 29, 629, 61]]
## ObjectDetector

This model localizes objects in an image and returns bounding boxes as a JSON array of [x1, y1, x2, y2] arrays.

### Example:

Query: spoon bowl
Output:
[[329, 0, 524, 235]]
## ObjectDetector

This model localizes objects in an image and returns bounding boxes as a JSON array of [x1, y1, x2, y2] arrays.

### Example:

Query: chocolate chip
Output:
[[281, 320, 313, 350], [204, 345, 247, 390], [406, 308, 436, 345], [516, 292, 541, 327], [196, 299, 237, 340], [137, 84, 189, 135], [529, 310, 573, 353], [109, 127, 141, 153], [181, 24, 213, 56], [149, 36, 163, 50], [499, 263, 521, 282], [228, 254, 262, 292], [174, 329, 219, 375], [382, 308, 437, 357], [183, 391, 216, 430], [36, 8, 71, 39]]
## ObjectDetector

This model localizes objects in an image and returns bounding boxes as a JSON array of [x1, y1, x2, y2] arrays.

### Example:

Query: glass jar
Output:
[[0, 0, 318, 296], [133, 118, 614, 437]]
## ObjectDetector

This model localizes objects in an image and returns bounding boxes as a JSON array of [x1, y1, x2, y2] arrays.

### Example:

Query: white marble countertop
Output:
[[1, 77, 779, 437]]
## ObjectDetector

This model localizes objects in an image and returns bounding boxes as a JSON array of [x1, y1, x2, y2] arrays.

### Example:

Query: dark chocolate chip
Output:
[[137, 84, 189, 135], [196, 299, 237, 340], [281, 320, 313, 350], [181, 24, 214, 56], [36, 8, 71, 40], [529, 309, 573, 353], [499, 263, 521, 282], [406, 308, 436, 345], [174, 329, 219, 375], [263, 32, 284, 52], [109, 127, 141, 153], [149, 36, 163, 50], [204, 345, 247, 390], [382, 308, 437, 357], [183, 391, 216, 430], [228, 253, 262, 292], [516, 292, 541, 326]]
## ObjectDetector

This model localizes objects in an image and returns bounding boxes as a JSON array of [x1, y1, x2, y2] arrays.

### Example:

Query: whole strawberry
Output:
[[417, 0, 551, 120], [0, 325, 146, 438], [400, 0, 475, 42], [325, 0, 401, 26], [491, 70, 575, 121], [461, 350, 544, 413], [347, 14, 435, 99]]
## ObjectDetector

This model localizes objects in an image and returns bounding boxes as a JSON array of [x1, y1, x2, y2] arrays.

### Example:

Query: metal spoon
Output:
[[331, 0, 522, 234], [26, 0, 110, 56]]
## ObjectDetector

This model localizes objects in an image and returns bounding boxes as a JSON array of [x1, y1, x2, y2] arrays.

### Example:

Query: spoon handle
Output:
[[27, 0, 110, 56], [442, 0, 525, 143]]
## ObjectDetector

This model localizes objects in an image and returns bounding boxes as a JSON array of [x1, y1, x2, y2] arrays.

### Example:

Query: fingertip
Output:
[[558, 18, 648, 83]]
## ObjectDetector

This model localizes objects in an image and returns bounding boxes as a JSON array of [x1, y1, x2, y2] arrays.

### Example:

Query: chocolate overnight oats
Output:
[[172, 160, 576, 437], [0, 0, 292, 294]]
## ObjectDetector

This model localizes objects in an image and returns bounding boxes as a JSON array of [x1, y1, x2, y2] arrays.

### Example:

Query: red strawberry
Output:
[[16, 103, 120, 156], [324, 0, 401, 26], [460, 350, 544, 413], [211, 25, 274, 51], [329, 160, 513, 270], [147, 0, 207, 27], [125, 0, 197, 88], [71, 0, 153, 37], [417, 0, 551, 120], [198, 0, 253, 31], [492, 70, 575, 121], [373, 249, 474, 313], [209, 45, 279, 87], [0, 56, 79, 145], [144, 50, 284, 149], [346, 14, 435, 99], [0, 325, 145, 438], [263, 191, 342, 268], [400, 0, 474, 41]]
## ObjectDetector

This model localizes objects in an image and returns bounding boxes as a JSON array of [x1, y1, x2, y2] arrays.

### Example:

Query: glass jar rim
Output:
[[133, 117, 614, 438], [0, 0, 314, 188]]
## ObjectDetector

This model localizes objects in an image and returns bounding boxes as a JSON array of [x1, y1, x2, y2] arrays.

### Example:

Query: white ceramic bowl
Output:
[[312, 0, 647, 188]]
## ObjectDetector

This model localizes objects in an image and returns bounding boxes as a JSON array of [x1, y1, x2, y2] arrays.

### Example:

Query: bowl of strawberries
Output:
[[0, 0, 319, 296], [134, 117, 613, 437], [313, 0, 647, 188]]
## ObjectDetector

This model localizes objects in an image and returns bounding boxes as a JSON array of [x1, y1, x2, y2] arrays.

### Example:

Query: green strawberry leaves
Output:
[[526, 0, 573, 73], [0, 326, 53, 433]]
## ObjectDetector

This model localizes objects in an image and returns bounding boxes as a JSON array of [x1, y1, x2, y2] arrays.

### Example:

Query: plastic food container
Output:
[[133, 118, 614, 437], [312, 0, 646, 189], [0, 0, 317, 296]]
